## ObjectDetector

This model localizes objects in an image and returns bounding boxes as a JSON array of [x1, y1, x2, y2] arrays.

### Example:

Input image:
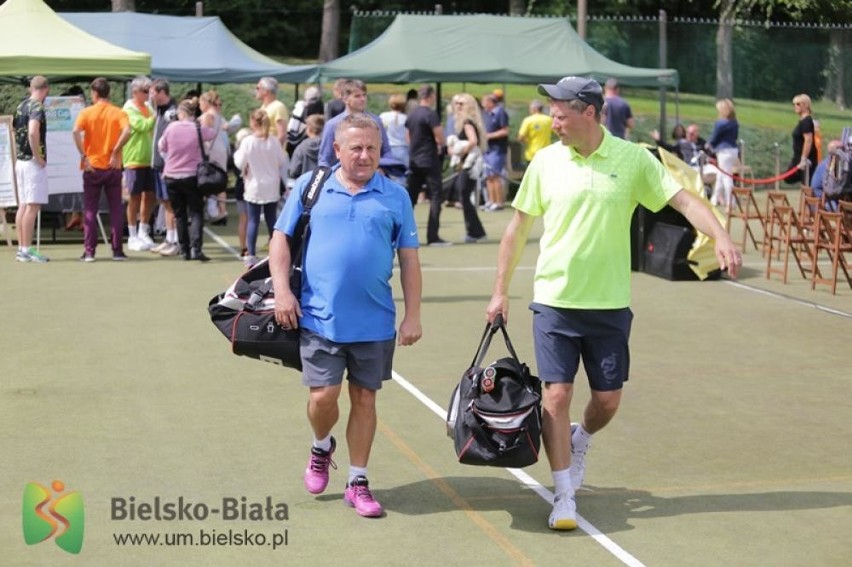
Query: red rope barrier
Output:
[[709, 159, 800, 185]]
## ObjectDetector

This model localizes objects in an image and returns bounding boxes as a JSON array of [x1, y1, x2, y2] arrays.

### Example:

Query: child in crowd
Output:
[[288, 114, 325, 181]]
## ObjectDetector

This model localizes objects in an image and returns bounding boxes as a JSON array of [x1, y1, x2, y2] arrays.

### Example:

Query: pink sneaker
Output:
[[303, 437, 336, 494], [344, 476, 384, 517]]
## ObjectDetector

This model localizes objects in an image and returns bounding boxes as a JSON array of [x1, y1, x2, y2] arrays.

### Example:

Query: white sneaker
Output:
[[569, 423, 589, 490], [138, 232, 155, 251], [151, 240, 169, 253], [158, 242, 181, 257], [127, 236, 144, 252], [243, 255, 258, 269], [548, 491, 577, 530]]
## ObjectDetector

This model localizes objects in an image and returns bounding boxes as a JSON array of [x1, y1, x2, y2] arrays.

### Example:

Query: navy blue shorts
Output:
[[530, 302, 633, 391]]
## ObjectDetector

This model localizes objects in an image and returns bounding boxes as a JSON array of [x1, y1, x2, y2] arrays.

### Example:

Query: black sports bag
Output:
[[446, 315, 542, 468], [206, 167, 331, 369]]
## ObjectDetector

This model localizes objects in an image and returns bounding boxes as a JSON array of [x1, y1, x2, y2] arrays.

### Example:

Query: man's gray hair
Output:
[[130, 76, 152, 93], [334, 113, 380, 140], [258, 76, 278, 95]]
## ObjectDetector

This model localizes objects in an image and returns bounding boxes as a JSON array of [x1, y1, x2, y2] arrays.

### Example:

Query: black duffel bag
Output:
[[446, 315, 542, 468], [206, 167, 331, 369]]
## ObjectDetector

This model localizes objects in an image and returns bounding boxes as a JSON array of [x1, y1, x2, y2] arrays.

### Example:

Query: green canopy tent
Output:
[[0, 0, 151, 83], [319, 14, 677, 87]]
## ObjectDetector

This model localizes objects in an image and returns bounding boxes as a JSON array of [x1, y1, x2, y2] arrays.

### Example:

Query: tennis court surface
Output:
[[2, 193, 850, 566]]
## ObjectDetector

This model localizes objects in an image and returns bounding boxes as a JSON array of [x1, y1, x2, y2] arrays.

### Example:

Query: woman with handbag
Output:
[[158, 99, 217, 261], [199, 90, 231, 224], [234, 109, 289, 268]]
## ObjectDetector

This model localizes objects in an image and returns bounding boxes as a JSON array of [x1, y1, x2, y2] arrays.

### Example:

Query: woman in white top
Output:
[[380, 93, 409, 167], [233, 109, 289, 267]]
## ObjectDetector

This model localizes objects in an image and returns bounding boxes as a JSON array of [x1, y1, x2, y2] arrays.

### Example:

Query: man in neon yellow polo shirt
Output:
[[486, 76, 741, 531]]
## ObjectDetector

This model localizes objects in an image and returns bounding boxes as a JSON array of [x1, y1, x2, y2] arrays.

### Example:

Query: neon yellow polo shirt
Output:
[[513, 127, 681, 309]]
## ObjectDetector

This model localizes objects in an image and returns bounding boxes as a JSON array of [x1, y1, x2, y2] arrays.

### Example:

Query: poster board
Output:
[[0, 116, 17, 208], [44, 96, 86, 195]]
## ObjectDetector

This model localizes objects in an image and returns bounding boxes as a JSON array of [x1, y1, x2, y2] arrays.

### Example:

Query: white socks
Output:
[[348, 465, 368, 485], [312, 435, 332, 452], [572, 423, 592, 454], [552, 468, 573, 496]]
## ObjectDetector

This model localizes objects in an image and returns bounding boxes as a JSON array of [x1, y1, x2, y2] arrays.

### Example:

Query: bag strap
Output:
[[195, 122, 209, 162], [301, 165, 332, 212], [289, 166, 333, 290], [469, 314, 524, 371]]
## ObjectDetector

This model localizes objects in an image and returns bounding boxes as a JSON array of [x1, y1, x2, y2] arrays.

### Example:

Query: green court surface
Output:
[[2, 189, 850, 566]]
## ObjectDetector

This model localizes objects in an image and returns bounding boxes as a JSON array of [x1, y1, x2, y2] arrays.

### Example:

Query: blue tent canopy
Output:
[[59, 11, 316, 84]]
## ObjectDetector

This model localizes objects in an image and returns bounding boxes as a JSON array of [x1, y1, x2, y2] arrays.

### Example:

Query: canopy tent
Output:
[[60, 11, 316, 84], [0, 0, 150, 83], [318, 15, 678, 87]]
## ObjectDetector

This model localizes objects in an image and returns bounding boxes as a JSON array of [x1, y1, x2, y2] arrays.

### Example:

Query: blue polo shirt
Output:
[[274, 166, 419, 343]]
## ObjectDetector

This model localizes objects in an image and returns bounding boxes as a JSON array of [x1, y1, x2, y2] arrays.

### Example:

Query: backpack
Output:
[[206, 166, 332, 369], [446, 316, 542, 468], [824, 127, 852, 199]]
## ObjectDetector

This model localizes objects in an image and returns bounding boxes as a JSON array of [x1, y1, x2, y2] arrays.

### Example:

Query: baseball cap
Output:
[[537, 76, 604, 110]]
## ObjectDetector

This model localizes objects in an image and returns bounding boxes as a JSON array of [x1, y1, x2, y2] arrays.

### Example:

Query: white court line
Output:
[[203, 227, 242, 259], [391, 370, 647, 567]]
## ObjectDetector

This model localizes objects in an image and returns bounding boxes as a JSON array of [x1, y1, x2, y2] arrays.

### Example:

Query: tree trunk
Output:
[[824, 28, 848, 110], [508, 0, 525, 16], [319, 0, 340, 63], [111, 0, 135, 11], [715, 0, 734, 100]]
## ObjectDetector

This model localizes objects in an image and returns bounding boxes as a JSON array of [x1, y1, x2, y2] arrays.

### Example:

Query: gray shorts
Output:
[[300, 329, 395, 391], [531, 302, 633, 392]]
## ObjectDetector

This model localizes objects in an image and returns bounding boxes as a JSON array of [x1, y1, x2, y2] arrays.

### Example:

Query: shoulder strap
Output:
[[195, 122, 209, 161], [301, 166, 332, 212]]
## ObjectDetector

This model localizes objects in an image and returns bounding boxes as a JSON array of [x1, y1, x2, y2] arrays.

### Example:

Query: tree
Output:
[[509, 0, 525, 16], [111, 0, 135, 11], [319, 0, 340, 62], [715, 0, 735, 99]]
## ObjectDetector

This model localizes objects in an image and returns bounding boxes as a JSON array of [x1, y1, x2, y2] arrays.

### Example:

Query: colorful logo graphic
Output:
[[22, 480, 84, 554]]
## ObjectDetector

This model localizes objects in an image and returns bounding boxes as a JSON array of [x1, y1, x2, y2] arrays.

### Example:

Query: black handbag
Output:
[[446, 315, 542, 468], [195, 122, 228, 196], [206, 167, 332, 369]]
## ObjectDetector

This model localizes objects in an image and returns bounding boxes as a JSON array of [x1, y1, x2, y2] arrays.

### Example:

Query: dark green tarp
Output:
[[319, 14, 678, 87]]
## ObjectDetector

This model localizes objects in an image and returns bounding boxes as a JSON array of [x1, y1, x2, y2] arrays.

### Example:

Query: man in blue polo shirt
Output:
[[269, 113, 422, 519]]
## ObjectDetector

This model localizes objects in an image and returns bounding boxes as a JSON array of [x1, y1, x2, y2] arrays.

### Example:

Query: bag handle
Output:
[[469, 314, 523, 370], [195, 122, 209, 162]]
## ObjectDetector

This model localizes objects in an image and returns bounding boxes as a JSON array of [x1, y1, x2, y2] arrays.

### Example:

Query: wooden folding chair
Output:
[[765, 205, 812, 283], [811, 208, 852, 294], [762, 191, 792, 258], [726, 187, 764, 252]]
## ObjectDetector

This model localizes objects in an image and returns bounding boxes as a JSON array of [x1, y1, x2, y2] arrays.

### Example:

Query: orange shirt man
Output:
[[72, 77, 131, 261]]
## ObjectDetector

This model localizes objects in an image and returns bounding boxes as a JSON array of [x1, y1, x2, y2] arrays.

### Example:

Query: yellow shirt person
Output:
[[517, 100, 554, 163]]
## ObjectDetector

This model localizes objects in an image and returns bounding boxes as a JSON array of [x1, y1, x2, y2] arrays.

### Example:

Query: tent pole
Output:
[[658, 9, 667, 138]]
